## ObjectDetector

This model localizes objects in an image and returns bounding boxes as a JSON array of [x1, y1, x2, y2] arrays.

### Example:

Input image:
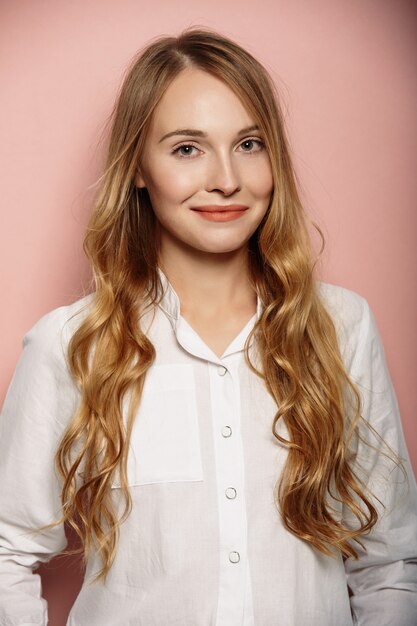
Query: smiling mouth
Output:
[[191, 206, 248, 222], [191, 205, 248, 212]]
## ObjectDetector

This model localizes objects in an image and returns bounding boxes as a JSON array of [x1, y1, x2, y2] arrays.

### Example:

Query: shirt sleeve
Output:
[[0, 308, 79, 626], [341, 298, 417, 625]]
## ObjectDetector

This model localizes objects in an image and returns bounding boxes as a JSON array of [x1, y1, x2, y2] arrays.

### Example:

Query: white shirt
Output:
[[0, 270, 416, 626]]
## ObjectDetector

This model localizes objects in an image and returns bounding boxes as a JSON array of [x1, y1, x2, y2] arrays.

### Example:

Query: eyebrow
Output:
[[158, 125, 260, 143]]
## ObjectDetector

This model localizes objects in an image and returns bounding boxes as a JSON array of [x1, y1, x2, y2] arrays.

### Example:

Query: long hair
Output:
[[51, 27, 381, 580]]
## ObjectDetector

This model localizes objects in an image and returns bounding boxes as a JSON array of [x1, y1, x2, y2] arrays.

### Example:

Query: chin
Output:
[[193, 239, 250, 255]]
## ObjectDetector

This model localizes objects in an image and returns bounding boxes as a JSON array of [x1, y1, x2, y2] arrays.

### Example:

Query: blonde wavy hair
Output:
[[51, 28, 381, 581]]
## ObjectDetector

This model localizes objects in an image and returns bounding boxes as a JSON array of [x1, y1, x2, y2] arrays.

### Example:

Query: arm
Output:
[[0, 308, 80, 626], [342, 298, 417, 625]]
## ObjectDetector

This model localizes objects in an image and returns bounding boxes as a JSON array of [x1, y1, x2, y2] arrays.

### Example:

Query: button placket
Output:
[[208, 359, 247, 623], [229, 551, 240, 564], [225, 487, 237, 500], [221, 425, 232, 438]]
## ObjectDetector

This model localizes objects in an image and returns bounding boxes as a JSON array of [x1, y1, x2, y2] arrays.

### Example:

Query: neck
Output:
[[158, 242, 256, 317]]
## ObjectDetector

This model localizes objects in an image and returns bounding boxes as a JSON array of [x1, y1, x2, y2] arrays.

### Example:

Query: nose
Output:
[[205, 152, 241, 196]]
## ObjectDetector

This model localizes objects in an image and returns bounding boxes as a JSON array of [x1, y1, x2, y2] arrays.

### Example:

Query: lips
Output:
[[191, 205, 248, 222], [191, 205, 248, 212]]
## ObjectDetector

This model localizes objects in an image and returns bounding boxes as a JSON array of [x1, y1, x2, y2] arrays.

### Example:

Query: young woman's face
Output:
[[136, 68, 274, 257]]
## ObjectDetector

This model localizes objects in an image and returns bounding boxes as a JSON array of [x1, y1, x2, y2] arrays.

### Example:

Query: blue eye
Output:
[[172, 144, 199, 158], [239, 139, 264, 152]]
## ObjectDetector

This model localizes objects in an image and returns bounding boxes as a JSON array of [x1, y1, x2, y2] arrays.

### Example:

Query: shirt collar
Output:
[[155, 267, 181, 321], [155, 266, 263, 324], [154, 267, 263, 362]]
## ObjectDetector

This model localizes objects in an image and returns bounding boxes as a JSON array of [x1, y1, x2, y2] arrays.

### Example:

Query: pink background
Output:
[[1, 1, 416, 623]]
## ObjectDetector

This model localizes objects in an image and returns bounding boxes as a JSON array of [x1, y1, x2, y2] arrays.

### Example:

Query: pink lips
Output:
[[191, 205, 248, 222]]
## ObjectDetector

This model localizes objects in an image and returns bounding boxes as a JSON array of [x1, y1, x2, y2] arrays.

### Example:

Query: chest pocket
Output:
[[113, 363, 204, 487]]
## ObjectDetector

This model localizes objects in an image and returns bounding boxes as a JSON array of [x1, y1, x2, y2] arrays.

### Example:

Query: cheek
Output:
[[144, 167, 197, 229], [147, 162, 200, 205], [243, 159, 274, 199]]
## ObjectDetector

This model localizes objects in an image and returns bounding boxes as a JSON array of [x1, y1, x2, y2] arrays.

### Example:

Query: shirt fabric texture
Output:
[[0, 270, 416, 626]]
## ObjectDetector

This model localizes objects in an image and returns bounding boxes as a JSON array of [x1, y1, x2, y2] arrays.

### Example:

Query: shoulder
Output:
[[22, 294, 94, 363], [316, 281, 376, 372], [316, 281, 370, 331]]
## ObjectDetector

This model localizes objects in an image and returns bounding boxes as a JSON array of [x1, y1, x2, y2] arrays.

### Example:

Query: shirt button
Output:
[[221, 426, 232, 438], [229, 551, 240, 564], [225, 487, 237, 499], [217, 365, 227, 376]]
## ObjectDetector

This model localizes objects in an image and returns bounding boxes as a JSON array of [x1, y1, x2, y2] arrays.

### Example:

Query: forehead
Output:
[[148, 68, 255, 134]]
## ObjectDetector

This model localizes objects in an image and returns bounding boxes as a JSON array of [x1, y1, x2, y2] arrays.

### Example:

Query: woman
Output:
[[0, 28, 416, 626]]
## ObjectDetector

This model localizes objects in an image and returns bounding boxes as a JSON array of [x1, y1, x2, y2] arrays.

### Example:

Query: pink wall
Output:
[[1, 1, 416, 623]]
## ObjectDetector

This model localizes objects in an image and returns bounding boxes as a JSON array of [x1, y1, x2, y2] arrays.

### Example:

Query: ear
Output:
[[135, 169, 146, 188]]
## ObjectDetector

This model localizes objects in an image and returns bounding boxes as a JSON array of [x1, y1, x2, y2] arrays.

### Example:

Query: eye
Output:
[[238, 138, 264, 153], [171, 143, 200, 158]]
